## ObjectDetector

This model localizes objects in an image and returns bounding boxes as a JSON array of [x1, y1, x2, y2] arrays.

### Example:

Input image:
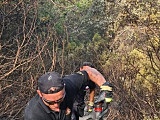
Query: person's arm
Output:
[[89, 88, 95, 103], [87, 88, 95, 112]]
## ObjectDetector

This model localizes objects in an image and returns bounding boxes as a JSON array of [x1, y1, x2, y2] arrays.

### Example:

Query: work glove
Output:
[[84, 101, 94, 116], [95, 82, 113, 103], [87, 101, 94, 112]]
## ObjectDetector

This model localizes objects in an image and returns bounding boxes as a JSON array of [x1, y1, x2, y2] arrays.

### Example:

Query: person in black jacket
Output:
[[24, 66, 113, 120]]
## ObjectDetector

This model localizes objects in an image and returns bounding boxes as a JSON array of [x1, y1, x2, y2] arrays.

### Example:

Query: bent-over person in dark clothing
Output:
[[71, 62, 96, 120], [24, 66, 113, 120]]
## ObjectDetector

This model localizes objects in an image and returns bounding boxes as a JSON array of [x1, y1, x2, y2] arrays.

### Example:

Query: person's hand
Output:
[[84, 101, 94, 115], [95, 82, 113, 103], [87, 101, 94, 112]]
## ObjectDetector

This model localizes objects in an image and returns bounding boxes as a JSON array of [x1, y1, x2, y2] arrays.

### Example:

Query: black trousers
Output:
[[71, 109, 79, 120]]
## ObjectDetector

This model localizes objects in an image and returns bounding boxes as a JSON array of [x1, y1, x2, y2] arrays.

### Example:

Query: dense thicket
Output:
[[0, 0, 159, 119]]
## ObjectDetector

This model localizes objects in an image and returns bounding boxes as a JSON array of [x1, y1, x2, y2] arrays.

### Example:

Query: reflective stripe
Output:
[[100, 85, 112, 91], [105, 98, 112, 103]]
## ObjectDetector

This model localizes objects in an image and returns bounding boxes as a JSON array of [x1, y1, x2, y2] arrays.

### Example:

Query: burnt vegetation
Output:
[[0, 0, 159, 119]]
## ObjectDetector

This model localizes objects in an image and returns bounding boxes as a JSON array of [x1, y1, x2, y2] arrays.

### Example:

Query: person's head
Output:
[[80, 62, 94, 71], [37, 72, 65, 111]]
